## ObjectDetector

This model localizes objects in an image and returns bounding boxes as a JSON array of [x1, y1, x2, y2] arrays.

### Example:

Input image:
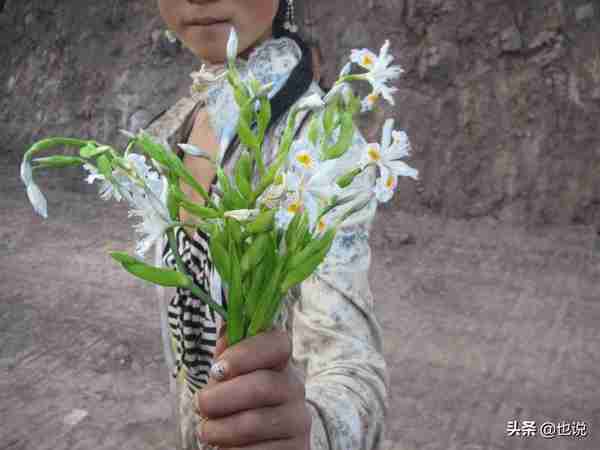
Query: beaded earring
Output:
[[282, 0, 298, 33]]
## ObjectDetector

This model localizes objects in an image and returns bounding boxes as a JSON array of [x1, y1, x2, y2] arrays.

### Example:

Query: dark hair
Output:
[[214, 0, 314, 169], [267, 0, 314, 133]]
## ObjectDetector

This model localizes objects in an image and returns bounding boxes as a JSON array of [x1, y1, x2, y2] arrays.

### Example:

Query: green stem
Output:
[[166, 228, 228, 320]]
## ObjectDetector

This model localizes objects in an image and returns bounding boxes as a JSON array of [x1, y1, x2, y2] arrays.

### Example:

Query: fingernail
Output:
[[209, 359, 227, 381]]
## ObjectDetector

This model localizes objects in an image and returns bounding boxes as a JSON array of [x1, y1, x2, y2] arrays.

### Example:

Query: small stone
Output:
[[63, 409, 88, 427], [6, 75, 15, 92], [575, 4, 595, 22]]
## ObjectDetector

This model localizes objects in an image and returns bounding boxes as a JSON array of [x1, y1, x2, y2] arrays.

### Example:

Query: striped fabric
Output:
[[162, 226, 227, 395]]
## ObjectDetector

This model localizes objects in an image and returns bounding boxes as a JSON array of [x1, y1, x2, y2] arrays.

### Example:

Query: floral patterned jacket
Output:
[[146, 64, 390, 449]]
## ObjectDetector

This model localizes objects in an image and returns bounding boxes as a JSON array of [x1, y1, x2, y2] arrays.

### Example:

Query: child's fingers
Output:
[[214, 322, 228, 361]]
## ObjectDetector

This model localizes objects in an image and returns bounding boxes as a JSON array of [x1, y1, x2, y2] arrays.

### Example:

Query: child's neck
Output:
[[239, 27, 274, 61]]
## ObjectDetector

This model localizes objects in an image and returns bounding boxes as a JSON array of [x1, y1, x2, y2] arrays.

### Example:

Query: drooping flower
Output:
[[351, 40, 404, 107], [21, 159, 48, 218], [359, 119, 418, 203]]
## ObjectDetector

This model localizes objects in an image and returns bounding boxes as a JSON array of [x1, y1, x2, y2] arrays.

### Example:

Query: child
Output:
[[148, 1, 390, 449]]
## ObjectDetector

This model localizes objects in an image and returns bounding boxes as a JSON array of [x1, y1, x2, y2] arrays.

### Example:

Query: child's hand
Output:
[[194, 324, 312, 449]]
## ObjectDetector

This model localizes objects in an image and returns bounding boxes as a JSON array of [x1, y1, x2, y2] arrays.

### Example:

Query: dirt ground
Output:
[[1, 154, 599, 450]]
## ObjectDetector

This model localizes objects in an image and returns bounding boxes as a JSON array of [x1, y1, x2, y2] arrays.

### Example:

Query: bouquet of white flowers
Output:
[[20, 27, 418, 347]]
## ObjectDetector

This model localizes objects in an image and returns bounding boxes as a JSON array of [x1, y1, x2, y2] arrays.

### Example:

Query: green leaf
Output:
[[227, 217, 243, 243], [166, 183, 181, 221], [325, 110, 355, 160], [284, 211, 302, 251], [240, 233, 270, 276], [227, 249, 245, 346], [97, 154, 112, 178], [237, 116, 260, 152], [257, 97, 272, 143], [280, 234, 335, 293], [208, 238, 231, 282], [234, 152, 253, 200], [80, 144, 111, 159], [287, 227, 336, 271], [307, 114, 321, 147], [247, 256, 285, 336], [288, 211, 310, 254], [336, 167, 362, 189], [323, 101, 337, 136], [25, 138, 91, 159], [110, 252, 191, 288], [245, 209, 276, 235], [32, 155, 86, 168]]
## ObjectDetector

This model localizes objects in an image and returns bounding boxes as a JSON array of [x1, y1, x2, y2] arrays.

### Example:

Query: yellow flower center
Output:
[[287, 200, 302, 214], [362, 54, 374, 68], [368, 145, 381, 162], [367, 92, 380, 105], [296, 151, 314, 169], [385, 175, 395, 189], [317, 218, 326, 233]]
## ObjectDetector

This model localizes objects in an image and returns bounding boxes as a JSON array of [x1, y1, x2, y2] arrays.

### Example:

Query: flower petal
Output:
[[227, 27, 239, 64], [20, 159, 32, 186], [26, 182, 48, 218], [387, 160, 419, 180], [382, 118, 394, 150], [296, 93, 325, 111]]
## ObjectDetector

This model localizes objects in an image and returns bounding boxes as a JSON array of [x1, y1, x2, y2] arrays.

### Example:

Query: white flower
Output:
[[20, 158, 33, 186], [275, 193, 304, 231], [128, 176, 173, 259], [21, 158, 49, 218], [289, 139, 321, 174], [223, 209, 261, 221], [373, 165, 397, 203], [295, 93, 325, 111], [227, 27, 239, 64], [360, 90, 382, 112], [83, 163, 129, 202], [351, 40, 404, 106], [21, 159, 48, 219], [360, 119, 418, 203], [281, 158, 343, 230]]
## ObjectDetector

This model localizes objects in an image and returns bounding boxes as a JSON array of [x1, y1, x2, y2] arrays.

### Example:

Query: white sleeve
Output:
[[291, 130, 390, 450]]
